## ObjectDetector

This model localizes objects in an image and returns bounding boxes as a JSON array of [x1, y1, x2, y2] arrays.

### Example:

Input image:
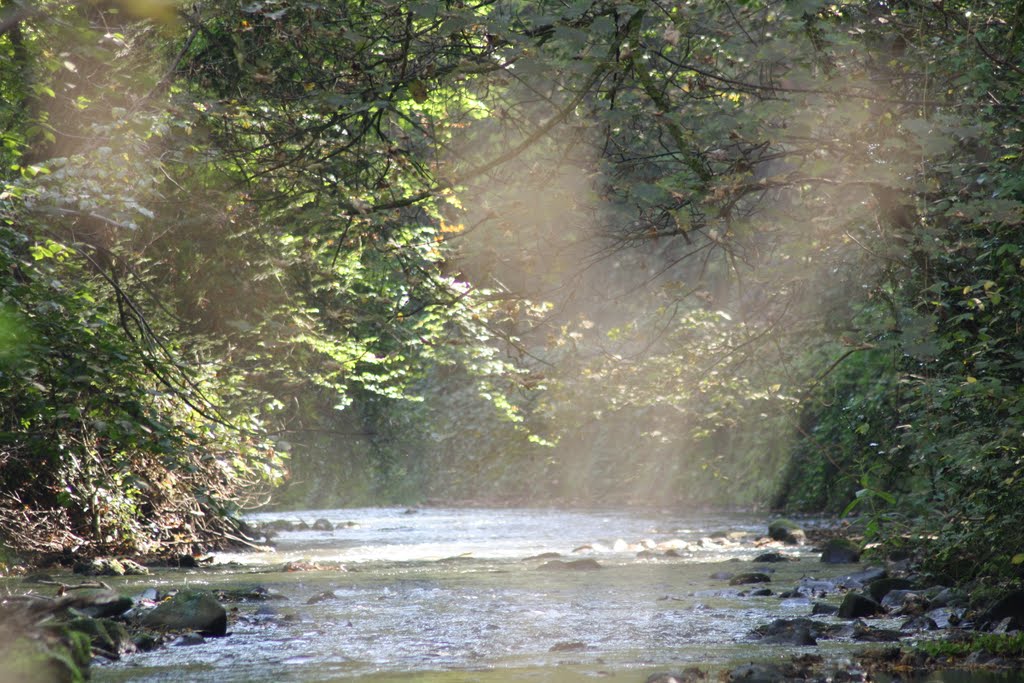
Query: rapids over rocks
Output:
[[84, 508, 962, 682]]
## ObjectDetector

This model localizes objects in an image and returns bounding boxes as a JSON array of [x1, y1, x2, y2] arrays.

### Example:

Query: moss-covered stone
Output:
[[0, 634, 86, 683], [140, 589, 227, 636], [767, 519, 806, 544]]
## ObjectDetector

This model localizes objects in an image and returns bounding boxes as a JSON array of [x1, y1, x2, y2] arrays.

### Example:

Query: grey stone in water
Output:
[[811, 602, 839, 616], [646, 668, 706, 683], [729, 573, 771, 586], [929, 587, 966, 609], [838, 592, 886, 619], [820, 539, 861, 564], [69, 589, 133, 619], [752, 552, 791, 563], [306, 590, 336, 605], [172, 633, 206, 647], [849, 620, 903, 642], [900, 615, 939, 631], [140, 589, 227, 636], [767, 519, 806, 545], [838, 567, 887, 588], [312, 518, 333, 531], [749, 588, 774, 597], [925, 607, 960, 629], [522, 552, 561, 561], [867, 577, 914, 602], [752, 617, 840, 643], [880, 589, 919, 610], [797, 578, 840, 596], [537, 558, 602, 571], [727, 663, 791, 683]]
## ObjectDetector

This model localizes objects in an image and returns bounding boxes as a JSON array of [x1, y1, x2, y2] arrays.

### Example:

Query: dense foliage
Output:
[[1, 0, 1023, 584]]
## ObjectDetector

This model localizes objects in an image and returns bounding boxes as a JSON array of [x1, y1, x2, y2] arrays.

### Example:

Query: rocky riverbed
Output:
[[2, 508, 1023, 683]]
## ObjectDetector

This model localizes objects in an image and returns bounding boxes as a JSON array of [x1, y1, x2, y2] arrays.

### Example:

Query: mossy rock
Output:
[[767, 519, 806, 544], [0, 635, 87, 683], [820, 538, 861, 564], [140, 589, 227, 636], [65, 616, 133, 657]]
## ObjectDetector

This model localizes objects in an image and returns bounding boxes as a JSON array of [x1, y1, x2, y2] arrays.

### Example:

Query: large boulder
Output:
[[767, 519, 806, 545], [140, 590, 227, 636], [979, 590, 1024, 630], [820, 539, 860, 564]]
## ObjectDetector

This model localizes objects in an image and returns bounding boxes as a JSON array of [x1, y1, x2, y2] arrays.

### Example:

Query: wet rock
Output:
[[710, 571, 734, 580], [979, 590, 1024, 630], [900, 615, 938, 631], [523, 552, 562, 561], [749, 588, 774, 597], [849, 620, 902, 642], [838, 567, 887, 589], [811, 602, 838, 616], [881, 589, 921, 610], [752, 552, 791, 563], [925, 607, 960, 629], [645, 668, 706, 683], [637, 550, 659, 559], [820, 539, 860, 564], [767, 519, 806, 545], [307, 590, 336, 605], [283, 560, 324, 572], [929, 587, 966, 609], [312, 518, 333, 531], [867, 577, 914, 603], [140, 589, 227, 636], [752, 618, 826, 645], [663, 549, 683, 558], [538, 559, 602, 571], [730, 573, 772, 586], [73, 557, 127, 576], [265, 519, 296, 533], [797, 578, 840, 596], [172, 633, 206, 647], [215, 585, 286, 602], [838, 592, 885, 619], [727, 663, 793, 683], [67, 616, 135, 658], [549, 641, 587, 652], [69, 589, 133, 619]]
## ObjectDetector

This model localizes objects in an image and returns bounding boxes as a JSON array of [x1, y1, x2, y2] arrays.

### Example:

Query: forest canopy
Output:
[[1, 0, 1023, 582]]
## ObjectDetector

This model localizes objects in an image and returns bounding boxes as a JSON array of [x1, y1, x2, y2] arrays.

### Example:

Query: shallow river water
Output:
[[86, 508, 948, 682]]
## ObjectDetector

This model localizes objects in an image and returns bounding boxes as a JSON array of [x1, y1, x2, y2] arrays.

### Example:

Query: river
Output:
[[89, 507, 915, 682]]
